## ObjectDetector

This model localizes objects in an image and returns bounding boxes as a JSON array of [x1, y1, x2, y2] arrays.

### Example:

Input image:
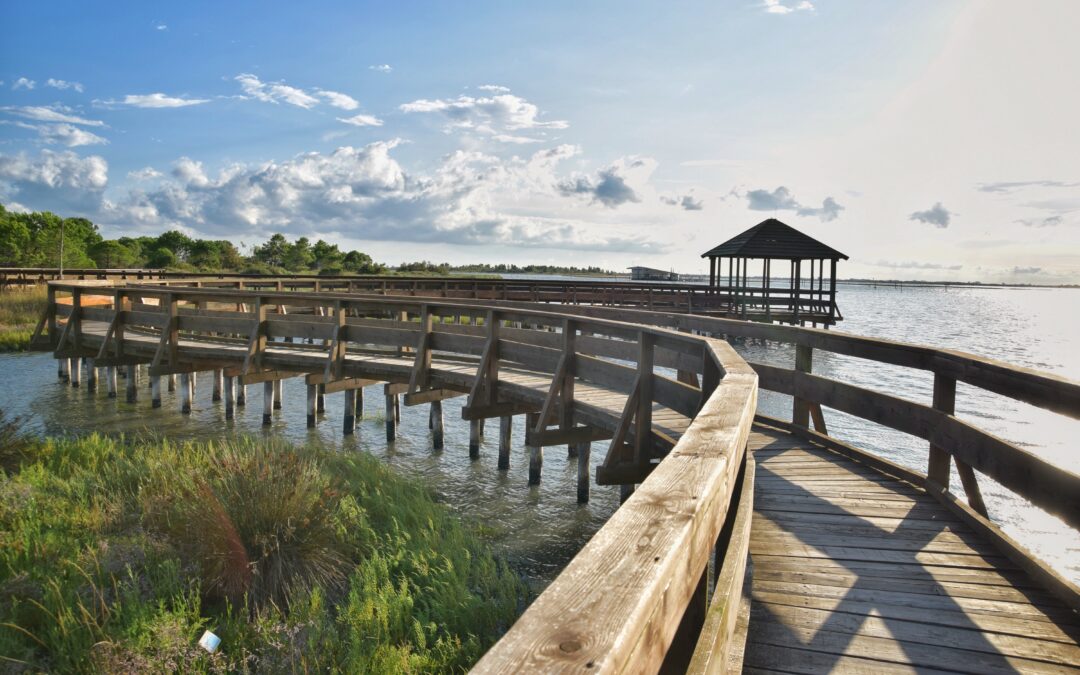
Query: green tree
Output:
[[0, 206, 30, 264], [282, 236, 314, 271], [89, 240, 138, 268], [154, 230, 195, 261], [253, 233, 289, 268], [146, 246, 177, 268]]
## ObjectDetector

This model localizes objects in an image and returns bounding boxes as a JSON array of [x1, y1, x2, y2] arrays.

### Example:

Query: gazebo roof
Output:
[[700, 218, 849, 260]]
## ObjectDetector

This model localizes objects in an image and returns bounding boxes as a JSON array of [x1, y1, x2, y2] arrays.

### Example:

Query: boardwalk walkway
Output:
[[743, 424, 1080, 674]]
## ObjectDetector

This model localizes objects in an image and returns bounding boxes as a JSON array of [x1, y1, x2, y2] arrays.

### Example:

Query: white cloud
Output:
[[12, 78, 35, 90], [129, 167, 163, 180], [0, 105, 105, 127], [874, 260, 963, 271], [400, 93, 569, 136], [45, 78, 84, 93], [235, 73, 320, 108], [976, 180, 1079, 193], [558, 156, 656, 208], [745, 185, 844, 221], [317, 89, 360, 110], [36, 123, 108, 147], [106, 142, 663, 253], [909, 202, 952, 228], [120, 93, 210, 108], [337, 114, 384, 127], [478, 85, 511, 93], [156, 24, 168, 30], [0, 150, 108, 213], [369, 64, 392, 73], [1016, 215, 1065, 228], [661, 193, 704, 211], [763, 0, 814, 14]]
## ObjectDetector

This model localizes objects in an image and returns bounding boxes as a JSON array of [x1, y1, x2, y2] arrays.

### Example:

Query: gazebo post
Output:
[[793, 259, 802, 324], [829, 258, 837, 326], [764, 258, 772, 322]]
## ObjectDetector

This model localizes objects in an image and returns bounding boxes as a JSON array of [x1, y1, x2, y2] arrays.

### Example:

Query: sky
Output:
[[1, 0, 1078, 283]]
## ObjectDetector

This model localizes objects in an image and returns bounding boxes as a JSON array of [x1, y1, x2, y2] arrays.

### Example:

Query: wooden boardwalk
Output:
[[743, 424, 1080, 674]]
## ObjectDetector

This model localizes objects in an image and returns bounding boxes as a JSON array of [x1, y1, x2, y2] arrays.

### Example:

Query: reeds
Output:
[[0, 285, 47, 352]]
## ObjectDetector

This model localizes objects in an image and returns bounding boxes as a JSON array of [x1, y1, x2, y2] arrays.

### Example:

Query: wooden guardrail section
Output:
[[29, 279, 1080, 672], [32, 280, 761, 672]]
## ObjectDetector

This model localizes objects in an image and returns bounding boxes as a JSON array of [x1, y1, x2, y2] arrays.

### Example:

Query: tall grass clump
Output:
[[0, 285, 47, 352], [0, 422, 528, 673]]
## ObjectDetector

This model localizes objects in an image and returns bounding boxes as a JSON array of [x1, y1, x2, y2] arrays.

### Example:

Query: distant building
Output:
[[629, 266, 678, 281]]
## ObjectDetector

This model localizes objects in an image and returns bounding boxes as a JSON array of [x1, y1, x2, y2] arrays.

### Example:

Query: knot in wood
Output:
[[559, 639, 582, 653]]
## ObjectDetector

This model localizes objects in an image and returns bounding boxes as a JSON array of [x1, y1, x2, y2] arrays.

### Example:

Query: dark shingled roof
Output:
[[701, 218, 849, 260]]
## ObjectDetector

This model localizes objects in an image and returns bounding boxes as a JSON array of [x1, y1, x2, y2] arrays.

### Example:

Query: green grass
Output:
[[0, 286, 46, 352], [0, 423, 528, 673]]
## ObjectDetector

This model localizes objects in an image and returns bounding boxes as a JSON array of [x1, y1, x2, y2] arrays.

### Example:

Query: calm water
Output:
[[0, 283, 1077, 588]]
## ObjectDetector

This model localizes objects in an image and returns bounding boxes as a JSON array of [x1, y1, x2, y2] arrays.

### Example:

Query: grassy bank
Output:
[[0, 287, 46, 352], [0, 418, 528, 672]]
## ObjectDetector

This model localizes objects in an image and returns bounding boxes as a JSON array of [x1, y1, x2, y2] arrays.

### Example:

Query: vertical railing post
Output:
[[792, 344, 812, 427], [70, 286, 82, 350], [561, 318, 576, 456], [930, 373, 989, 517], [634, 331, 655, 465], [46, 285, 58, 347]]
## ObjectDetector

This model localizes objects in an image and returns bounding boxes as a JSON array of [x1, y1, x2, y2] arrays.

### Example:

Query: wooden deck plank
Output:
[[745, 424, 1080, 673]]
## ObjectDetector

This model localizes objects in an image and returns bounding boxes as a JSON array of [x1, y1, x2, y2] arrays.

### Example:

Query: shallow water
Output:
[[0, 282, 1077, 589]]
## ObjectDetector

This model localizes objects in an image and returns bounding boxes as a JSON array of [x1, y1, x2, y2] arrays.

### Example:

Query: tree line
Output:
[[0, 205, 383, 274]]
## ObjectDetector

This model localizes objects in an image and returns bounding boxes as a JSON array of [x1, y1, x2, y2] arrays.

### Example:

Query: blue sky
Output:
[[2, 0, 1078, 282]]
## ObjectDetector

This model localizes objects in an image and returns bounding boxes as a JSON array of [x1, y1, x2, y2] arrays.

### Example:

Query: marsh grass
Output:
[[0, 286, 47, 352], [0, 424, 527, 672]]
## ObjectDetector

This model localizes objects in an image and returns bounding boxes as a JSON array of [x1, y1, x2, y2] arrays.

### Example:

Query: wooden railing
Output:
[[34, 280, 761, 671]]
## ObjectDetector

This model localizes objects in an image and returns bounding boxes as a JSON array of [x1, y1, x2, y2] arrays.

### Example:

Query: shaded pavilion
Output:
[[701, 218, 848, 326]]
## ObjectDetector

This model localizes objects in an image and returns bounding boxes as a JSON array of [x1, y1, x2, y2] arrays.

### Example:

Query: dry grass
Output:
[[0, 285, 47, 351]]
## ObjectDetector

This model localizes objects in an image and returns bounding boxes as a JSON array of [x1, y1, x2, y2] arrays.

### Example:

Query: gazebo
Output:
[[701, 218, 848, 326]]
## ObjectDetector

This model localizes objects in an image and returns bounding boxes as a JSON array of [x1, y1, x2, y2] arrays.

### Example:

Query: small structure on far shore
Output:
[[628, 266, 678, 281], [701, 218, 848, 326]]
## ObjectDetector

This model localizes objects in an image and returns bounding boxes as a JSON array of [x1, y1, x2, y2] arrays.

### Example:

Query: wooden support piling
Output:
[[263, 380, 274, 425], [306, 384, 317, 428], [343, 389, 356, 435], [167, 373, 175, 393], [431, 400, 444, 450], [86, 358, 97, 392], [620, 483, 635, 503], [385, 390, 396, 442], [355, 386, 364, 418], [151, 375, 161, 408], [236, 381, 245, 406], [526, 411, 542, 484], [106, 366, 117, 398], [577, 441, 591, 503], [316, 383, 325, 413], [498, 415, 512, 470], [179, 372, 191, 414], [125, 364, 137, 403], [273, 378, 283, 410], [70, 357, 81, 388], [224, 376, 235, 419], [212, 369, 223, 402], [469, 418, 481, 459]]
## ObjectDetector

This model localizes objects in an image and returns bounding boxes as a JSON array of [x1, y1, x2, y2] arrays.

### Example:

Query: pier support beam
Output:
[[316, 383, 325, 413], [273, 378, 283, 410], [431, 400, 444, 450], [263, 381, 274, 425], [125, 365, 137, 403], [355, 386, 364, 418], [576, 442, 591, 503], [179, 373, 192, 414], [167, 373, 175, 393], [343, 389, 356, 435], [212, 369, 223, 402], [151, 375, 161, 408], [58, 358, 67, 381], [236, 381, 245, 407], [385, 390, 396, 442], [469, 418, 481, 459], [86, 359, 97, 392], [224, 376, 235, 419], [106, 366, 117, 398], [526, 411, 541, 484], [498, 416, 512, 470], [620, 484, 635, 503], [70, 358, 81, 388], [306, 384, 317, 428]]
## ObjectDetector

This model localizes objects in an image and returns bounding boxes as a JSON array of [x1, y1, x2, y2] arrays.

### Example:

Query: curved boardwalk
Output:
[[32, 280, 1080, 673], [744, 424, 1080, 674]]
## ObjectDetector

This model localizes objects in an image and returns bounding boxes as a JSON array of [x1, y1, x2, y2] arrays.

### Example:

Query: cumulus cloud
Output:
[[0, 105, 105, 127], [763, 0, 814, 14], [745, 185, 844, 221], [129, 167, 163, 180], [45, 78, 84, 93], [337, 113, 383, 127], [235, 73, 320, 108], [369, 64, 392, 73], [316, 89, 359, 110], [976, 180, 1079, 193], [12, 78, 35, 90], [478, 85, 511, 93], [119, 93, 210, 108], [400, 92, 568, 139], [0, 150, 108, 213], [1016, 215, 1065, 228], [104, 142, 661, 252], [909, 202, 952, 228], [557, 157, 656, 208], [35, 123, 108, 147], [661, 193, 704, 210]]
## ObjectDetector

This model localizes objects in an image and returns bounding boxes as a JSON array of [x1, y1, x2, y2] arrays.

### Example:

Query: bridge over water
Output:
[[28, 278, 1080, 672]]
